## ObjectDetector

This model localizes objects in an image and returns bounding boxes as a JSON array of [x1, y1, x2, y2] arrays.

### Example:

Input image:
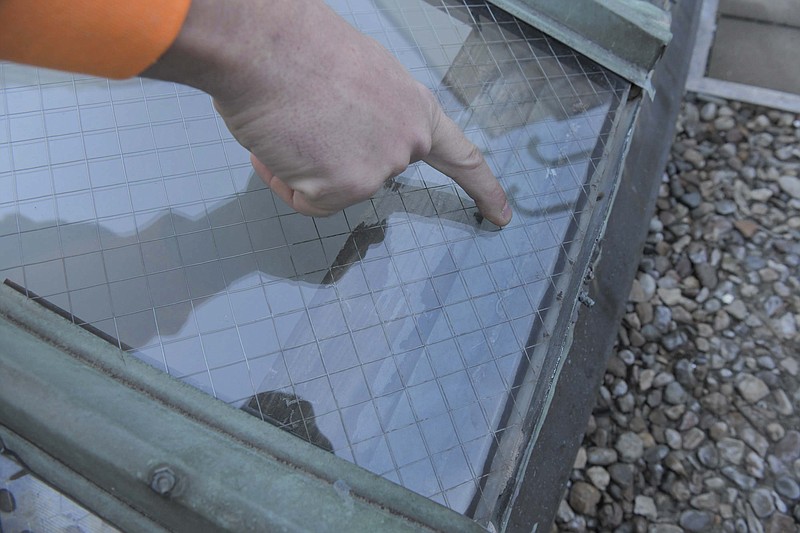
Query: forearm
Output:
[[142, 0, 313, 102]]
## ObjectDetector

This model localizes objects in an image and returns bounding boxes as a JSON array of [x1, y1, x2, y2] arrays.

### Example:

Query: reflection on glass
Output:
[[0, 0, 624, 521]]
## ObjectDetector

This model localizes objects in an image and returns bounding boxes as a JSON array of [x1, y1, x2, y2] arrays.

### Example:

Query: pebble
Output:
[[718, 438, 746, 464], [774, 431, 800, 463], [679, 510, 715, 531], [697, 443, 719, 468], [664, 381, 688, 404], [587, 447, 618, 466], [700, 102, 717, 121], [765, 514, 796, 533], [691, 492, 719, 511], [615, 432, 644, 463], [569, 481, 601, 516], [683, 427, 706, 450], [722, 466, 756, 490], [586, 466, 610, 491], [735, 374, 770, 403], [765, 422, 785, 442], [683, 148, 705, 168], [608, 463, 634, 488], [777, 175, 800, 198], [774, 475, 800, 501], [775, 312, 797, 339], [634, 495, 657, 520], [725, 300, 748, 320], [714, 116, 736, 130], [749, 488, 776, 518], [741, 426, 770, 457]]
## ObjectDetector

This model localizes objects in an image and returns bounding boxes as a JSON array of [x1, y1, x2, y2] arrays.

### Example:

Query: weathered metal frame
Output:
[[486, 0, 672, 92], [501, 0, 702, 529]]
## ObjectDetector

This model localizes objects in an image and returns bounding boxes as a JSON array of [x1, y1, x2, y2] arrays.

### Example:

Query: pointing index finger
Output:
[[423, 106, 511, 226]]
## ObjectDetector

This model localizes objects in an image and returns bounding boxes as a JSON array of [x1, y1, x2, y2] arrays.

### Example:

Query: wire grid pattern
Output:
[[0, 454, 119, 532], [0, 0, 625, 518]]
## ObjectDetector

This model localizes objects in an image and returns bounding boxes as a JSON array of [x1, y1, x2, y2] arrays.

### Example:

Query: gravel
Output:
[[555, 97, 800, 531]]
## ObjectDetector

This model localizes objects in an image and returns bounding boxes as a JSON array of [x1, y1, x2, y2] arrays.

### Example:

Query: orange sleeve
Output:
[[0, 0, 192, 79]]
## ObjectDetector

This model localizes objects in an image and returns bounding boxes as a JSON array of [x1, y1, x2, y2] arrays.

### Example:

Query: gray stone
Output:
[[634, 495, 657, 520], [556, 499, 575, 523], [587, 447, 618, 466], [586, 466, 610, 491], [766, 422, 785, 442], [597, 502, 623, 529], [740, 426, 770, 457], [608, 463, 634, 488], [653, 372, 675, 388], [718, 438, 746, 464], [616, 393, 635, 413], [679, 410, 699, 431], [774, 431, 800, 463], [745, 451, 766, 478], [573, 447, 587, 469], [645, 444, 669, 464], [714, 116, 736, 130], [695, 262, 718, 289], [697, 443, 719, 468], [746, 503, 765, 533], [630, 273, 657, 302], [615, 432, 644, 463], [658, 287, 683, 306], [662, 330, 688, 351], [715, 199, 737, 215], [683, 148, 705, 168], [639, 369, 655, 391], [674, 359, 695, 387], [774, 475, 800, 501], [725, 300, 748, 321], [702, 392, 730, 415], [650, 525, 683, 533], [778, 175, 800, 199], [736, 374, 770, 403], [721, 466, 756, 490], [652, 305, 672, 332], [749, 488, 775, 518], [665, 428, 682, 450], [765, 514, 797, 533], [700, 102, 717, 121], [683, 427, 706, 450], [690, 492, 720, 511], [775, 312, 797, 339], [679, 510, 714, 532], [664, 381, 688, 405], [569, 481, 600, 516]]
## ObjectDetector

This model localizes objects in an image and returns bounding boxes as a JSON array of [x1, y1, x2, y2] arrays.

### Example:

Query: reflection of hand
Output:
[[143, 0, 511, 226]]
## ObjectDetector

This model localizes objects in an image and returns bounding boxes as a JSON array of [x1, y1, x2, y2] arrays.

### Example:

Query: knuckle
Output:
[[462, 143, 486, 172], [390, 158, 410, 177], [352, 179, 382, 200]]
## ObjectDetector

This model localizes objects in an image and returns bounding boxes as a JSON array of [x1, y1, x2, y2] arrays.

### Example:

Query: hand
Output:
[[143, 0, 511, 226]]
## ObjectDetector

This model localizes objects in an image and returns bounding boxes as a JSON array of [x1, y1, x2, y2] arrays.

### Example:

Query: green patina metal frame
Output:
[[488, 0, 672, 94]]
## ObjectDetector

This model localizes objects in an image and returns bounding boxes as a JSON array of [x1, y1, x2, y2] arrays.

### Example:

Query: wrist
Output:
[[141, 0, 285, 102]]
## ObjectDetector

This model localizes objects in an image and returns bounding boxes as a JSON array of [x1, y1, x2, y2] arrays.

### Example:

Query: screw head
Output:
[[150, 466, 177, 496]]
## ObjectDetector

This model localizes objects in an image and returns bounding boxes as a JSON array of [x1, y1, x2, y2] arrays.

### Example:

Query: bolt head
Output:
[[150, 467, 177, 495]]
